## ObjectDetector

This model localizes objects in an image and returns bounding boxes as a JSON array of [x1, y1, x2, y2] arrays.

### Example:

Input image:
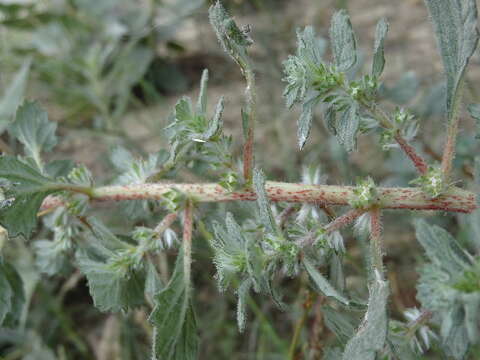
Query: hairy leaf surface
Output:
[[342, 276, 389, 360], [149, 248, 198, 360], [303, 257, 349, 305], [0, 59, 30, 133], [9, 101, 57, 170], [372, 18, 389, 78], [0, 156, 61, 238], [329, 10, 357, 71], [424, 0, 479, 121]]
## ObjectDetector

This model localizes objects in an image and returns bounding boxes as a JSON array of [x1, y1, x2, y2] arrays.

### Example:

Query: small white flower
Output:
[[354, 213, 371, 236], [328, 231, 345, 253], [161, 228, 178, 249], [350, 86, 360, 97]]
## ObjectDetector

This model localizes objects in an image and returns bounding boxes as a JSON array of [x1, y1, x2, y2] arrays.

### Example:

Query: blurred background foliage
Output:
[[0, 0, 480, 359]]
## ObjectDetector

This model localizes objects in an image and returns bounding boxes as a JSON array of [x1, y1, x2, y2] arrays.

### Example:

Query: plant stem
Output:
[[393, 132, 428, 174], [154, 212, 178, 238], [299, 208, 364, 247], [242, 67, 256, 184], [183, 200, 193, 286], [40, 181, 476, 213], [324, 208, 365, 233], [363, 102, 428, 174], [441, 118, 460, 181], [288, 289, 312, 360], [370, 207, 384, 278], [441, 81, 466, 182]]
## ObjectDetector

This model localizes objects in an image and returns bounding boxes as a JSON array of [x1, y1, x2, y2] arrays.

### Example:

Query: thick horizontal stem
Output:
[[40, 182, 476, 214]]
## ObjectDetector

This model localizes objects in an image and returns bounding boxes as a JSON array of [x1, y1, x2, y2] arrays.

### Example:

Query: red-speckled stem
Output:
[[324, 209, 366, 233], [370, 208, 384, 277], [394, 133, 428, 175], [39, 182, 476, 213]]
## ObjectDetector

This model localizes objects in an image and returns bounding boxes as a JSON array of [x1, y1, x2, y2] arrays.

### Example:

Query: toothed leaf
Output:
[[330, 10, 357, 71]]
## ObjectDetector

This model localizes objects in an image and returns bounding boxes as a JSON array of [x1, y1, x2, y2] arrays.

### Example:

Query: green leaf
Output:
[[323, 306, 356, 344], [0, 156, 57, 194], [149, 248, 198, 360], [0, 156, 60, 238], [0, 193, 49, 239], [0, 59, 30, 133], [145, 260, 163, 298], [441, 305, 469, 359], [9, 101, 57, 170], [0, 257, 25, 327], [297, 95, 319, 150], [468, 103, 480, 139], [252, 168, 276, 234], [196, 69, 209, 115], [209, 1, 253, 69], [372, 18, 389, 78], [44, 159, 76, 179], [34, 239, 70, 276], [303, 257, 349, 305], [324, 105, 337, 135], [210, 213, 249, 290], [0, 259, 13, 325], [342, 276, 389, 360], [415, 221, 480, 357], [329, 9, 357, 72], [336, 101, 360, 152], [236, 278, 252, 332], [111, 147, 163, 185], [414, 219, 470, 275], [175, 97, 195, 124], [424, 0, 479, 122], [202, 96, 224, 140], [323, 348, 343, 360], [84, 217, 131, 256], [282, 27, 326, 109], [296, 26, 326, 67], [76, 250, 146, 312]]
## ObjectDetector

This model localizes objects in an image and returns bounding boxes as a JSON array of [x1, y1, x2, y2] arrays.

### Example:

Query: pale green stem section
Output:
[[183, 200, 193, 287], [41, 182, 476, 214]]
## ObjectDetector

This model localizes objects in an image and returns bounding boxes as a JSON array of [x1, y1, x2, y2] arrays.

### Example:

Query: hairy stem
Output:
[[288, 288, 312, 359], [183, 200, 193, 286], [363, 102, 428, 174], [393, 132, 428, 174], [40, 181, 476, 214], [154, 212, 178, 238], [242, 67, 256, 184], [441, 82, 465, 181], [324, 208, 365, 233], [299, 208, 365, 248], [370, 207, 384, 277]]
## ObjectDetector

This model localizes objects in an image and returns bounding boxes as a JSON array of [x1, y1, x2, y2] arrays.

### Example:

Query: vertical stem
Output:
[[441, 81, 465, 181], [288, 286, 313, 359], [183, 201, 193, 285], [441, 117, 460, 180], [243, 68, 256, 184], [370, 207, 384, 278]]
